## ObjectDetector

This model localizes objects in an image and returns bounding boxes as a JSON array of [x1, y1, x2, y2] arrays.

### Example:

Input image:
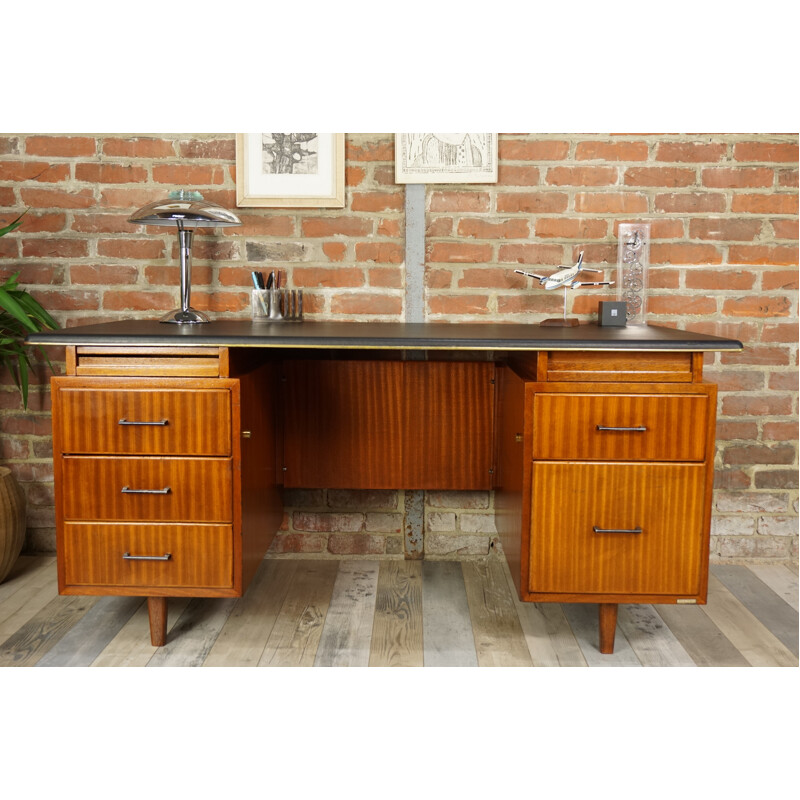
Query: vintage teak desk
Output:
[[28, 320, 741, 655]]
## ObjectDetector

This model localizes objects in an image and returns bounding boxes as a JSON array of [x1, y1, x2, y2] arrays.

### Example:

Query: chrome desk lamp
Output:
[[128, 190, 241, 323]]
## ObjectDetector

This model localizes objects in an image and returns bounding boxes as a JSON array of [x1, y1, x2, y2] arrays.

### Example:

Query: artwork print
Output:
[[395, 133, 498, 183], [261, 133, 319, 175], [235, 133, 345, 208]]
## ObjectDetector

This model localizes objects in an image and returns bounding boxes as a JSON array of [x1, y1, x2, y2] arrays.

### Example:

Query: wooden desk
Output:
[[28, 320, 741, 654]]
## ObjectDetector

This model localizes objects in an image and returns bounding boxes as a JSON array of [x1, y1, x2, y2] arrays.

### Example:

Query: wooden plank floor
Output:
[[0, 555, 796, 668]]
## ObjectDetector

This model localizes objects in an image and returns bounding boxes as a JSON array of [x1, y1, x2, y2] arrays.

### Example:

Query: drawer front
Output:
[[532, 393, 708, 462], [57, 387, 231, 456], [529, 462, 706, 596], [62, 522, 233, 589], [62, 456, 233, 522]]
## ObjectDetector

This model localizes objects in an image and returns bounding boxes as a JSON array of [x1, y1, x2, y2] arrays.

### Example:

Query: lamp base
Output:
[[160, 308, 210, 324]]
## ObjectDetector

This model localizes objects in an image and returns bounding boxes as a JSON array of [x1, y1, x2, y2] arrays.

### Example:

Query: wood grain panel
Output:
[[233, 357, 282, 590], [282, 360, 404, 488], [61, 456, 232, 522], [402, 361, 494, 489], [529, 462, 706, 596], [533, 393, 708, 462], [75, 346, 222, 377], [546, 351, 693, 382], [57, 387, 232, 456], [494, 365, 527, 598], [62, 523, 233, 589]]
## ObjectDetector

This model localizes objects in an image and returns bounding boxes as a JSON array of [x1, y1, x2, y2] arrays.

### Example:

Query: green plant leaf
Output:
[[0, 211, 27, 238], [17, 351, 29, 408], [14, 291, 58, 330], [0, 209, 56, 408], [0, 287, 39, 332], [1, 272, 22, 292]]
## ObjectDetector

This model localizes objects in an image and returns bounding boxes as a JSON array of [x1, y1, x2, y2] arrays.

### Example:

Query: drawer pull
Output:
[[593, 526, 643, 535], [122, 552, 172, 562], [121, 486, 172, 495], [118, 418, 169, 426], [596, 425, 647, 432]]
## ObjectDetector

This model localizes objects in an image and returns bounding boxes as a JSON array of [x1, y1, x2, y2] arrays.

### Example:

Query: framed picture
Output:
[[235, 133, 345, 207], [395, 133, 498, 184]]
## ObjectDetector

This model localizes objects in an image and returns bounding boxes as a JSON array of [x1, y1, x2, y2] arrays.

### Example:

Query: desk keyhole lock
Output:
[[242, 430, 252, 439], [515, 433, 523, 443]]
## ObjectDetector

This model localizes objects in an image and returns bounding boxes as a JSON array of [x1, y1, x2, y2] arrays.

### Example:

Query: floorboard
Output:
[[0, 594, 97, 667], [91, 597, 192, 667], [315, 560, 379, 667], [421, 560, 478, 667], [147, 598, 238, 668], [617, 604, 696, 667], [747, 564, 798, 612], [701, 574, 797, 667], [0, 556, 796, 668], [655, 604, 750, 667], [712, 565, 799, 657], [500, 560, 586, 667], [204, 559, 297, 667], [562, 603, 642, 667], [369, 560, 424, 667], [0, 559, 59, 640], [0, 556, 48, 605], [36, 596, 142, 667], [258, 560, 339, 667], [462, 559, 532, 667]]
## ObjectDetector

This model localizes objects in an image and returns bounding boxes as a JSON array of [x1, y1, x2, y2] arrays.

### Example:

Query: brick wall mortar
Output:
[[1, 132, 797, 562]]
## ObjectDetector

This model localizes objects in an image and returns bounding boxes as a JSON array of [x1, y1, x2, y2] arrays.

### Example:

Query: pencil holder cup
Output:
[[251, 288, 303, 321], [251, 289, 270, 320]]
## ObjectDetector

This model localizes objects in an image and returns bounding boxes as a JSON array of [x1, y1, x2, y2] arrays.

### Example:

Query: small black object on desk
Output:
[[598, 301, 628, 327]]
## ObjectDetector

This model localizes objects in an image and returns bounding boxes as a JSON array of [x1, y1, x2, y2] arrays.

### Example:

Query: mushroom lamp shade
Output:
[[128, 190, 241, 323]]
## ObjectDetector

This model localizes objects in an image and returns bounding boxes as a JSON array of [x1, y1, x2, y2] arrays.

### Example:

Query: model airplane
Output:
[[515, 252, 614, 291]]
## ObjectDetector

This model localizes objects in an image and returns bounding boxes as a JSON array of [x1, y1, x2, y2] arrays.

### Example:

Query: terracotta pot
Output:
[[0, 467, 26, 583]]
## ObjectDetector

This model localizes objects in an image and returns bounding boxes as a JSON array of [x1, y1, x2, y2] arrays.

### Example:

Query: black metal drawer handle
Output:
[[596, 425, 648, 432], [118, 418, 169, 426], [122, 552, 172, 562], [593, 526, 643, 534], [121, 486, 171, 495]]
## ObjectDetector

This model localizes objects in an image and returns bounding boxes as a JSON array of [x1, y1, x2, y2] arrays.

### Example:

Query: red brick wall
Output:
[[1, 133, 797, 561]]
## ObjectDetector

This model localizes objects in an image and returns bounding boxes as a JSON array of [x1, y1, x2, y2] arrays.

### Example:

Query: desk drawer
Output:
[[529, 461, 706, 596], [57, 387, 231, 456], [61, 456, 232, 522], [62, 522, 233, 589], [532, 393, 708, 462]]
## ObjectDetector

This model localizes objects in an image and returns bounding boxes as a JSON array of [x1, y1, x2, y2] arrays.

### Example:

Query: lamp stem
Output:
[[160, 220, 208, 323], [177, 222, 194, 314]]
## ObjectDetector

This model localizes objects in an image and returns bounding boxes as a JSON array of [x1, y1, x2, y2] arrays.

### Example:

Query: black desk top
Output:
[[27, 319, 743, 352]]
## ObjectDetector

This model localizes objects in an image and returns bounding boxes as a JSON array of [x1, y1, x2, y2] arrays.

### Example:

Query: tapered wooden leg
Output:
[[148, 597, 168, 647], [598, 603, 618, 654]]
